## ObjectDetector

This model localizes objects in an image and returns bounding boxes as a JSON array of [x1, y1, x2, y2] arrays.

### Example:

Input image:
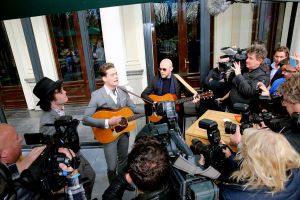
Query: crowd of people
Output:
[[1, 41, 300, 200]]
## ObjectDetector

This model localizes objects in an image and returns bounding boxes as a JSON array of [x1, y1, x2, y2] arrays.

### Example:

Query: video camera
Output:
[[140, 101, 218, 200], [218, 47, 247, 82], [20, 116, 80, 193]]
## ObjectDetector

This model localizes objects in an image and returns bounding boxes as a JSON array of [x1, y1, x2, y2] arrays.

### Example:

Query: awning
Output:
[[0, 0, 163, 21]]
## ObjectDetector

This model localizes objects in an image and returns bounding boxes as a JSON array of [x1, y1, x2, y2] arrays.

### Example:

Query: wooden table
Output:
[[185, 110, 239, 151]]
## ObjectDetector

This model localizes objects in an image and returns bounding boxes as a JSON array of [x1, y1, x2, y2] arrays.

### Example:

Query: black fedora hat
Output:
[[33, 77, 63, 105]]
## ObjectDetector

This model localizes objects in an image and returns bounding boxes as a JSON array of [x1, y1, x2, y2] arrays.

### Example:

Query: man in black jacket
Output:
[[141, 58, 199, 132], [216, 44, 270, 113], [0, 123, 86, 200], [102, 136, 173, 200]]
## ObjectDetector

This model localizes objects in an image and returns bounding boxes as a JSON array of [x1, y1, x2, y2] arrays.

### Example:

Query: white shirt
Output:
[[104, 85, 118, 128], [54, 106, 65, 116], [104, 85, 118, 104]]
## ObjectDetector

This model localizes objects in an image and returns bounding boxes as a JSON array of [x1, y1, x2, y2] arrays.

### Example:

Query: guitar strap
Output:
[[173, 74, 197, 94], [118, 86, 154, 104]]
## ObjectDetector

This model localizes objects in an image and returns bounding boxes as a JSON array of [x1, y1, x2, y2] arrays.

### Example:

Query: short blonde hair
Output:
[[231, 128, 300, 193]]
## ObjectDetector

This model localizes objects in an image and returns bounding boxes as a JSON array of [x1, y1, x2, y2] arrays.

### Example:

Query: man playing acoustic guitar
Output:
[[82, 63, 143, 188], [141, 58, 200, 132]]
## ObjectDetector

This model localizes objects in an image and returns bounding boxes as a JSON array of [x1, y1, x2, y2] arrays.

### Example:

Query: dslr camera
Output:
[[190, 119, 229, 178], [224, 103, 253, 135], [21, 116, 81, 193]]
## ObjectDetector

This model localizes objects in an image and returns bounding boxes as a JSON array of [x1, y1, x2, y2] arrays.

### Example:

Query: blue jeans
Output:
[[103, 133, 129, 184]]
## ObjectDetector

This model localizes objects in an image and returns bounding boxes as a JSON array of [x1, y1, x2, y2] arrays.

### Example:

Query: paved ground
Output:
[[4, 104, 197, 199]]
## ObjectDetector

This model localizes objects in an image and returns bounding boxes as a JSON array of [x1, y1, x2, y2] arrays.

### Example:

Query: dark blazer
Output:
[[270, 68, 284, 85]]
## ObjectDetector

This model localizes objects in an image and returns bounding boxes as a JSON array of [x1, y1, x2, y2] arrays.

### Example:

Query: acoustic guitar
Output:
[[148, 91, 213, 122], [92, 107, 145, 144]]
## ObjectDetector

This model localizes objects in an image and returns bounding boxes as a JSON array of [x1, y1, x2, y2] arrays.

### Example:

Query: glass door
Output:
[[0, 22, 26, 109], [152, 0, 201, 91], [47, 12, 91, 103]]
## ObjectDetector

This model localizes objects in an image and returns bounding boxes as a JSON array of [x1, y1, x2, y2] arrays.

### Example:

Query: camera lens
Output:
[[190, 138, 207, 155], [224, 121, 236, 134]]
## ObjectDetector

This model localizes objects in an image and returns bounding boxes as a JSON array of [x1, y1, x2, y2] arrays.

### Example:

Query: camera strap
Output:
[[173, 155, 221, 179]]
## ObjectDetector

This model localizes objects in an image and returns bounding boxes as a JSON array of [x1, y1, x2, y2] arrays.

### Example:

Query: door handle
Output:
[[185, 59, 190, 72]]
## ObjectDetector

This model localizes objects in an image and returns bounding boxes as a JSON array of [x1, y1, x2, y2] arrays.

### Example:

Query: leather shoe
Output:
[[125, 184, 136, 191]]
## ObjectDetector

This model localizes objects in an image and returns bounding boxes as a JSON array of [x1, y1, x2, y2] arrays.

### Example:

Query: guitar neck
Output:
[[175, 96, 194, 104], [127, 113, 145, 122]]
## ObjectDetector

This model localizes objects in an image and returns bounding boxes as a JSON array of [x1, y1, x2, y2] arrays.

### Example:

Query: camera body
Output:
[[219, 47, 247, 82], [138, 102, 218, 200], [21, 116, 81, 192], [191, 119, 228, 178]]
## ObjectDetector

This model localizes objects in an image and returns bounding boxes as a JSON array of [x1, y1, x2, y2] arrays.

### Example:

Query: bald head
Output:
[[159, 59, 173, 78], [0, 123, 22, 164]]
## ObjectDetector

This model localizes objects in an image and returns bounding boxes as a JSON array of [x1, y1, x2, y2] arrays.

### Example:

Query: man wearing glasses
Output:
[[141, 58, 199, 132], [33, 77, 95, 200]]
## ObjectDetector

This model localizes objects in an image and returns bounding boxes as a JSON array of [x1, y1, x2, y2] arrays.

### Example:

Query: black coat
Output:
[[270, 68, 284, 85], [229, 66, 270, 106], [220, 170, 300, 200]]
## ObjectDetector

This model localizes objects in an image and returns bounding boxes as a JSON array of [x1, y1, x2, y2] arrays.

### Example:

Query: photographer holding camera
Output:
[[220, 128, 300, 200], [0, 123, 86, 200], [102, 135, 172, 200], [33, 77, 95, 199], [216, 44, 270, 113]]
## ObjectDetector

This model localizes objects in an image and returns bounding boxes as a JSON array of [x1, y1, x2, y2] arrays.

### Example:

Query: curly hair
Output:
[[230, 128, 300, 193], [278, 73, 300, 104], [127, 136, 170, 192], [247, 44, 268, 62], [99, 63, 115, 78]]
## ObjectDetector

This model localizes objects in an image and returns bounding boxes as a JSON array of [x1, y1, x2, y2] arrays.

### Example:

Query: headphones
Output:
[[0, 162, 16, 200]]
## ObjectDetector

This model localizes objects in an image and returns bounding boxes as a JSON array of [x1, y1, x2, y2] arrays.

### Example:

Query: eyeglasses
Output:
[[282, 65, 296, 73], [159, 68, 167, 72]]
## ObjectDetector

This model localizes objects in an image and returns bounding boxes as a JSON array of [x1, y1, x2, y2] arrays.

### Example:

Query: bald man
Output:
[[141, 58, 199, 132], [0, 123, 46, 199]]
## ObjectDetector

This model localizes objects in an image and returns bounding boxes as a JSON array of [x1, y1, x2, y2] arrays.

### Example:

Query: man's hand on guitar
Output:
[[108, 116, 122, 126], [192, 94, 200, 103]]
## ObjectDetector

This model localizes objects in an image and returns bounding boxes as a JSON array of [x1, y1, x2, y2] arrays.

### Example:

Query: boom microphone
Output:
[[206, 0, 232, 16]]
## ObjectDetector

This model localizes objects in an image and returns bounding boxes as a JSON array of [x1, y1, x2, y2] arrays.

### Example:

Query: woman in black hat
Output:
[[33, 77, 95, 200]]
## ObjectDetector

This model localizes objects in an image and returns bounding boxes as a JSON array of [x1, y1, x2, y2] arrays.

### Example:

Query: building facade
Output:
[[1, 1, 300, 110]]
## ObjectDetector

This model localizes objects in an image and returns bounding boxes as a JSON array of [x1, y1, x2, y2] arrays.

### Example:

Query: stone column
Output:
[[100, 6, 128, 86]]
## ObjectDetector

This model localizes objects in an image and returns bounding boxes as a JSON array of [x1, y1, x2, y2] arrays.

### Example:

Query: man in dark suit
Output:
[[33, 77, 95, 200], [82, 63, 143, 186], [270, 46, 289, 85], [141, 58, 199, 132]]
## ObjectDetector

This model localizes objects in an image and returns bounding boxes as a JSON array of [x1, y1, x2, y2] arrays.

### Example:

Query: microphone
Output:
[[206, 0, 232, 16]]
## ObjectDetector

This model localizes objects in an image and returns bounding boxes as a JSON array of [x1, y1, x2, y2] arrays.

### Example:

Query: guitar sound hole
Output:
[[119, 117, 127, 126]]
